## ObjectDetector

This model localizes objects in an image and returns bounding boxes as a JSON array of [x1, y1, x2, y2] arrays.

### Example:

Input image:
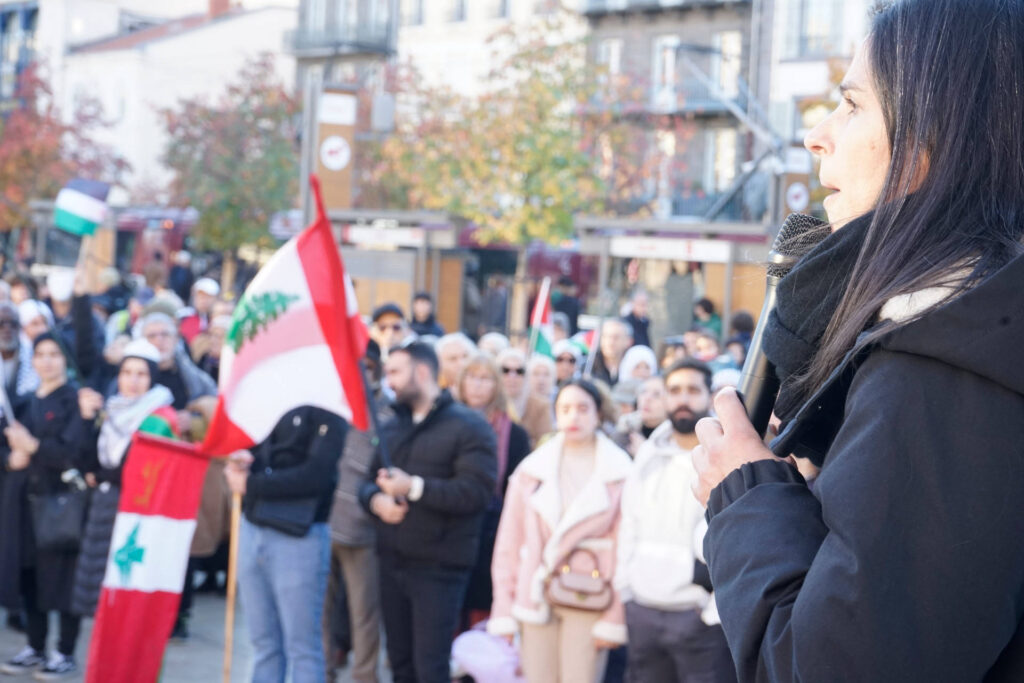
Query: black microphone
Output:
[[738, 213, 830, 437]]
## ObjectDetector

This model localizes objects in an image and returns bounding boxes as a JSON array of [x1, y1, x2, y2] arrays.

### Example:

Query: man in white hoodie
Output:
[[616, 358, 735, 683]]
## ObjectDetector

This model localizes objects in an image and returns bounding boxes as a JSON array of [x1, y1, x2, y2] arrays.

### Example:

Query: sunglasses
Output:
[[555, 356, 576, 364], [502, 366, 526, 376], [0, 319, 18, 328]]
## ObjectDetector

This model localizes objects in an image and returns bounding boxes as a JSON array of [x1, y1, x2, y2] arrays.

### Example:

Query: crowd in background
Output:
[[0, 249, 755, 682]]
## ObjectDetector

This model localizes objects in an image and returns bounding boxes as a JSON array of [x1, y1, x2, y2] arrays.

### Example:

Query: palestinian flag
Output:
[[85, 434, 210, 683], [201, 175, 369, 456], [54, 178, 110, 236], [528, 276, 554, 358]]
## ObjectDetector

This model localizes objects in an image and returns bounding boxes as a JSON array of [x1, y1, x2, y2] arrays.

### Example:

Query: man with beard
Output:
[[359, 341, 496, 683], [615, 358, 735, 683]]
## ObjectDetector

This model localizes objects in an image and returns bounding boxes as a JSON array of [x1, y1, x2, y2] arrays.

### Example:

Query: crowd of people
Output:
[[0, 254, 752, 682], [0, 259, 230, 679], [305, 292, 753, 683]]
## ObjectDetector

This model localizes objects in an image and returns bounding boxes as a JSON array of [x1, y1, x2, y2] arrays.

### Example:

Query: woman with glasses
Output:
[[496, 348, 553, 447], [552, 340, 581, 386], [456, 354, 530, 630], [0, 334, 83, 678], [489, 380, 630, 682]]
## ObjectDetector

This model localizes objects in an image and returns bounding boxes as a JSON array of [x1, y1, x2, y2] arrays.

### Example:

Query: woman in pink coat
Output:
[[489, 379, 632, 683]]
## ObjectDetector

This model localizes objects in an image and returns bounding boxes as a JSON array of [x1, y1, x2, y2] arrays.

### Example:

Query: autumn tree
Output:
[[362, 10, 677, 246], [161, 54, 300, 289], [0, 65, 127, 248]]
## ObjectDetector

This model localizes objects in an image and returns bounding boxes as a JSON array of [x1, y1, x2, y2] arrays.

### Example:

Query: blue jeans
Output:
[[238, 518, 330, 683]]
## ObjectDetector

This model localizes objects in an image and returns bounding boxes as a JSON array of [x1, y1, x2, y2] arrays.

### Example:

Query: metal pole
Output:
[[722, 243, 736, 345]]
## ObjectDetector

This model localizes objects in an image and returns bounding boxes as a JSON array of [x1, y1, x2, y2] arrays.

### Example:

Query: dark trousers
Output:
[[378, 554, 469, 683], [21, 569, 80, 657], [625, 602, 736, 683]]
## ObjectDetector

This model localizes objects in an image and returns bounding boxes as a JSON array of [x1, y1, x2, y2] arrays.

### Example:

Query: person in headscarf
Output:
[[70, 339, 179, 619], [617, 345, 658, 383]]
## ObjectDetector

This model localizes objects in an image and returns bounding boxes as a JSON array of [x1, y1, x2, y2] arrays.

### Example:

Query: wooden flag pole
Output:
[[222, 490, 242, 683]]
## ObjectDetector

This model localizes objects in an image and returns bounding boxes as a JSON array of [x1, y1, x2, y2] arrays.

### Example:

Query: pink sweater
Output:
[[488, 432, 632, 645]]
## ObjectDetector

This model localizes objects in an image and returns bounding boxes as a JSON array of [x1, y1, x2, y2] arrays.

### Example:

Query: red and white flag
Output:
[[85, 434, 210, 683], [528, 276, 554, 358], [202, 175, 369, 456]]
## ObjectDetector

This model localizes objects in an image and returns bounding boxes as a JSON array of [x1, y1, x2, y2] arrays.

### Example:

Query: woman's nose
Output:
[[804, 115, 833, 157]]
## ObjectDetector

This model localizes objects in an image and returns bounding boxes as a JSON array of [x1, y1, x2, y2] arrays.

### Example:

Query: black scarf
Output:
[[763, 213, 871, 421]]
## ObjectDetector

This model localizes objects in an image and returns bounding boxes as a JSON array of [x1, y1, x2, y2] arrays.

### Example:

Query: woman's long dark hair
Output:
[[803, 0, 1024, 395]]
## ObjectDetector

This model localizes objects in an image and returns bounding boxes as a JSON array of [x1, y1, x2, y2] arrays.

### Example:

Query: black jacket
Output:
[[704, 253, 1024, 682], [243, 406, 348, 525], [0, 384, 80, 613], [359, 391, 497, 569]]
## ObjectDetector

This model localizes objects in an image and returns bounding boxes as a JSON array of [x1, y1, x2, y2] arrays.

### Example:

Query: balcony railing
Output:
[[286, 22, 394, 57], [584, 0, 748, 14], [650, 78, 745, 115]]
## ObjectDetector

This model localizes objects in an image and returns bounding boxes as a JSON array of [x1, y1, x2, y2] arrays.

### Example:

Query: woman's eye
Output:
[[844, 96, 858, 112]]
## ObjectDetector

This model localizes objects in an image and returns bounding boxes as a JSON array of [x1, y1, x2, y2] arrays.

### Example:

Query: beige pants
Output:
[[323, 543, 380, 683], [521, 605, 609, 683]]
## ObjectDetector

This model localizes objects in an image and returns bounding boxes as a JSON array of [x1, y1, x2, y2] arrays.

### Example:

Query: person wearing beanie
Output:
[[69, 337, 178, 628], [178, 278, 220, 344]]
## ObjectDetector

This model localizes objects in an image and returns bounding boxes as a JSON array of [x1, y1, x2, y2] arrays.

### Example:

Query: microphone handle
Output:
[[738, 275, 781, 438]]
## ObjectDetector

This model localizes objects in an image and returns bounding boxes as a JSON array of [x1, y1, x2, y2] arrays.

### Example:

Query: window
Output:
[[651, 35, 680, 110], [443, 0, 467, 22], [703, 128, 738, 193], [597, 38, 623, 77], [712, 31, 741, 98], [484, 0, 509, 19], [400, 0, 423, 26], [306, 0, 327, 32], [783, 0, 844, 59]]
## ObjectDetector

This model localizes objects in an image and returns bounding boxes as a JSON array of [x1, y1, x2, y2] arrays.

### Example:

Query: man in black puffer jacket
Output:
[[359, 341, 496, 683]]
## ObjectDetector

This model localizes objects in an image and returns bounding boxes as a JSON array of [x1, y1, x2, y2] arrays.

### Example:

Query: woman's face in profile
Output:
[[805, 41, 891, 229]]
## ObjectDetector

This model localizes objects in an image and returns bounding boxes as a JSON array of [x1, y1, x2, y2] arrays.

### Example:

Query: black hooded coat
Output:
[[704, 250, 1024, 682]]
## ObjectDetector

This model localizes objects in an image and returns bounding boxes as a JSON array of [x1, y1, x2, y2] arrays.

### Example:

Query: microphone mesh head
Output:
[[767, 213, 830, 278]]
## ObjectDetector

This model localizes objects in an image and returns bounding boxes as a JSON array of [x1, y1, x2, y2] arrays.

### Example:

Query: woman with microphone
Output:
[[692, 0, 1024, 680]]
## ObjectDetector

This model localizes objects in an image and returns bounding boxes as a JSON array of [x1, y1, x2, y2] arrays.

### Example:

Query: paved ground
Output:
[[0, 593, 391, 682]]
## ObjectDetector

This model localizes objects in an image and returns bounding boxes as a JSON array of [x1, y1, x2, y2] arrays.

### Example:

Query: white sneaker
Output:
[[32, 653, 77, 680], [1, 646, 46, 675]]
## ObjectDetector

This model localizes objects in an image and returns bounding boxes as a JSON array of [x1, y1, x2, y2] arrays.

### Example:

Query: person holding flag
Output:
[[200, 175, 371, 682], [224, 406, 347, 683]]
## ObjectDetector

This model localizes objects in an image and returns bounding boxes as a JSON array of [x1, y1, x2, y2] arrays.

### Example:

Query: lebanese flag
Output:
[[528, 276, 554, 357], [201, 175, 369, 456], [85, 434, 210, 683]]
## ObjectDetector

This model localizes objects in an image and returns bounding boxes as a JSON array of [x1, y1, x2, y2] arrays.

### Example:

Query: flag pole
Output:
[[358, 359, 393, 470], [222, 489, 242, 683], [527, 276, 551, 361]]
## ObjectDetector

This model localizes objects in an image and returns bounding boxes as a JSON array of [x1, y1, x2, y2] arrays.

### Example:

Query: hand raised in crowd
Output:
[[375, 466, 413, 498], [4, 421, 39, 455], [73, 263, 89, 297], [78, 387, 105, 420], [224, 450, 253, 496], [370, 493, 408, 525], [691, 387, 795, 506]]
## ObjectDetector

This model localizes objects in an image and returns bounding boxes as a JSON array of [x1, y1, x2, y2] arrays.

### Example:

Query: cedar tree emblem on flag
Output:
[[200, 175, 369, 457]]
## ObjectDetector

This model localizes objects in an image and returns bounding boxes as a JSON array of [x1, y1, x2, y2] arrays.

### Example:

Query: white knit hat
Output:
[[122, 338, 161, 364]]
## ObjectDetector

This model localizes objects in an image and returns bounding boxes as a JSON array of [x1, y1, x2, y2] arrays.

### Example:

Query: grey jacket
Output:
[[328, 397, 390, 546]]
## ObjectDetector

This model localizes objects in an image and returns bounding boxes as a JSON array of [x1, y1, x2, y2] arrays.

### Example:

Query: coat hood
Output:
[[877, 252, 1024, 397]]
